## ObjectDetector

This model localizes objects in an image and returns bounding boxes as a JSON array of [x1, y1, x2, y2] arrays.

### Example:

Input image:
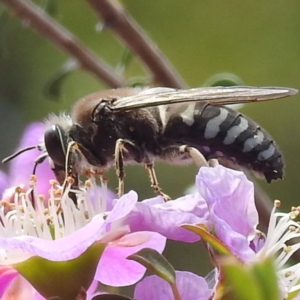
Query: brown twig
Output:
[[1, 0, 124, 88], [85, 0, 186, 89]]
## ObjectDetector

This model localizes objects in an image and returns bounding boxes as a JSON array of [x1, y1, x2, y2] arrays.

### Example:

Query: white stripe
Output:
[[158, 105, 167, 127], [257, 144, 276, 161], [243, 130, 264, 152], [180, 104, 196, 126], [223, 117, 248, 145], [204, 108, 229, 139]]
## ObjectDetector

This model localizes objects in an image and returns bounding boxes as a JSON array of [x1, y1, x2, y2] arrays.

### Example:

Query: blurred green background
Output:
[[0, 0, 299, 276]]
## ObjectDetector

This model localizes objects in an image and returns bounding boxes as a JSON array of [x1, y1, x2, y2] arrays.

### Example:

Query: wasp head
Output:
[[44, 124, 69, 168]]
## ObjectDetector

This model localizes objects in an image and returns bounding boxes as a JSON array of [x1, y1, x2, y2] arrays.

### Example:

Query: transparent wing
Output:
[[111, 86, 297, 111]]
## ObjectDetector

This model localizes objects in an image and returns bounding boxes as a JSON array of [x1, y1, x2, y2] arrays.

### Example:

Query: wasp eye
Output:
[[44, 125, 68, 167]]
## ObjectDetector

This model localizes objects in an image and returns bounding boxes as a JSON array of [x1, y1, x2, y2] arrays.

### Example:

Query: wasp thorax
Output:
[[91, 100, 113, 123]]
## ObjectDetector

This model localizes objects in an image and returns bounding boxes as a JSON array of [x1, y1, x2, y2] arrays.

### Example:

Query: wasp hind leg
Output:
[[162, 144, 217, 172], [178, 145, 209, 168], [145, 163, 171, 201], [178, 145, 219, 167], [145, 146, 215, 202], [114, 139, 169, 200]]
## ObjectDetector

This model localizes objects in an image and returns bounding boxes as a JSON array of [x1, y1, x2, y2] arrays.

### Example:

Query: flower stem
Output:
[[171, 283, 182, 300]]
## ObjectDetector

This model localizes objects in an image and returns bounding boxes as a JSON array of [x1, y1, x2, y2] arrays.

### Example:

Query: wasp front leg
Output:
[[114, 139, 126, 197], [114, 139, 143, 198], [61, 141, 80, 203]]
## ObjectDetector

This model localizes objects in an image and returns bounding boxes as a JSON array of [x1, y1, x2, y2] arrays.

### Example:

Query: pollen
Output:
[[43, 208, 50, 215], [54, 189, 62, 197], [85, 180, 91, 188], [30, 174, 37, 182], [274, 199, 281, 207], [291, 206, 300, 212], [38, 194, 45, 202], [0, 200, 10, 208], [15, 186, 22, 194], [102, 177, 108, 184], [49, 179, 58, 186], [284, 271, 293, 278], [290, 210, 299, 220], [66, 176, 75, 184], [283, 245, 292, 253]]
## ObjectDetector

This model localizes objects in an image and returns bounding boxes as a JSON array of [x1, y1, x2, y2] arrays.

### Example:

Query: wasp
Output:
[[3, 86, 297, 200]]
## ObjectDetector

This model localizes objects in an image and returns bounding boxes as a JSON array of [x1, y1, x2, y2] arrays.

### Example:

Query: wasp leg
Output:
[[29, 152, 49, 208], [179, 146, 218, 167], [114, 139, 144, 197], [178, 145, 209, 168], [145, 163, 171, 201], [114, 139, 133, 197], [161, 145, 210, 169], [114, 139, 126, 198], [62, 141, 80, 203], [208, 158, 219, 167]]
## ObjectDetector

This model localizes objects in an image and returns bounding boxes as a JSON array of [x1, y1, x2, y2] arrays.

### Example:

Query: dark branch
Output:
[[86, 0, 186, 89], [1, 0, 124, 88]]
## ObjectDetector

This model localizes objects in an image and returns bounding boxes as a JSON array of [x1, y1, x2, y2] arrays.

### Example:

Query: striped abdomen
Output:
[[163, 103, 283, 182]]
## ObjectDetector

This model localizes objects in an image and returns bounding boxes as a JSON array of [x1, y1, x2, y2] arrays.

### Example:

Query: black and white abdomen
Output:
[[162, 103, 283, 182]]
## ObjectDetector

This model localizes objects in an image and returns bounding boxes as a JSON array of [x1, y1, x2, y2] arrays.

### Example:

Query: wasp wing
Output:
[[111, 86, 297, 111]]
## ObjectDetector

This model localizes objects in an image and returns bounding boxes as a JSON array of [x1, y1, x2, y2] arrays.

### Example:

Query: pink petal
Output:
[[9, 123, 53, 197], [0, 170, 9, 198], [196, 165, 258, 260], [96, 231, 166, 286], [104, 191, 138, 227], [0, 266, 19, 297], [134, 271, 212, 300], [125, 193, 210, 242], [1, 274, 37, 300], [0, 216, 107, 262]]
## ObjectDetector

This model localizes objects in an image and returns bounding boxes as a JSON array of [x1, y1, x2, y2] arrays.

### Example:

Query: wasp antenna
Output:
[[30, 152, 49, 209], [2, 145, 37, 164], [32, 152, 49, 175]]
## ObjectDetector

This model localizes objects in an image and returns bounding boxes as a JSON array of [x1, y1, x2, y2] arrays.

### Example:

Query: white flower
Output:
[[256, 201, 300, 299]]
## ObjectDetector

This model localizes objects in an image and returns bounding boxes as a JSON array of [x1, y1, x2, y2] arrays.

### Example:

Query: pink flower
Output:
[[0, 183, 166, 299], [125, 192, 210, 243], [196, 165, 258, 261]]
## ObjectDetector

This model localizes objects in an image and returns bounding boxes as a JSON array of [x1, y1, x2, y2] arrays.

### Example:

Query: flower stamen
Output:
[[256, 200, 300, 298], [0, 173, 112, 264]]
